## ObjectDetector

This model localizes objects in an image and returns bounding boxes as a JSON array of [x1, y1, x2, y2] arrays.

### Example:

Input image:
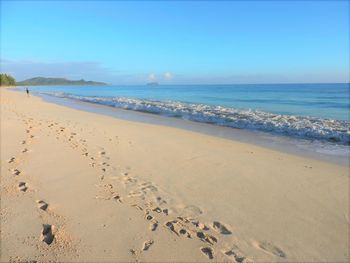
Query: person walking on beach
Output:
[[26, 87, 29, 97]]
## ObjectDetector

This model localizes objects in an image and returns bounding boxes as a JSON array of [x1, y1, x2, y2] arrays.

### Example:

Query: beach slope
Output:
[[1, 88, 349, 262]]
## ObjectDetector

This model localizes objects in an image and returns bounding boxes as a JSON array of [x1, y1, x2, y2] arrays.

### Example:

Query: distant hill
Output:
[[16, 77, 107, 86]]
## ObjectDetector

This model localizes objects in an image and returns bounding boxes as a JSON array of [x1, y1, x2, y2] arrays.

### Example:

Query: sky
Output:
[[1, 1, 349, 84]]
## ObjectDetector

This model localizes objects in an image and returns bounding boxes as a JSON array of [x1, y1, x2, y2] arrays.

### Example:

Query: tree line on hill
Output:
[[0, 74, 107, 86], [0, 74, 16, 86]]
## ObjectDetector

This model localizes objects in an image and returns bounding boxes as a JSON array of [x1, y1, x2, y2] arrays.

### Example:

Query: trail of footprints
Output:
[[43, 121, 240, 259], [91, 156, 250, 260], [7, 114, 57, 247], [8, 115, 286, 261], [44, 120, 257, 261]]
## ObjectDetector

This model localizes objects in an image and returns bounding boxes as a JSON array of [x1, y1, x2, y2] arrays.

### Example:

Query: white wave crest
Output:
[[43, 92, 350, 145]]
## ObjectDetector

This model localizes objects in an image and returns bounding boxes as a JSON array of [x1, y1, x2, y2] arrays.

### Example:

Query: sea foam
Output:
[[42, 92, 350, 145]]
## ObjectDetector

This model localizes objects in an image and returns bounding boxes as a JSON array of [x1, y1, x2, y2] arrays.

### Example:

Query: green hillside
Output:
[[16, 77, 107, 86]]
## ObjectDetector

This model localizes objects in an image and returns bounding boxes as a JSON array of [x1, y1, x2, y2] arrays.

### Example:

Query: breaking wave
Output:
[[41, 92, 350, 145]]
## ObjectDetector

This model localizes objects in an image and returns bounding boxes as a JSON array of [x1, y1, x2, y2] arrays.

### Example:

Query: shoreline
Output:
[[1, 88, 349, 262], [32, 90, 350, 166]]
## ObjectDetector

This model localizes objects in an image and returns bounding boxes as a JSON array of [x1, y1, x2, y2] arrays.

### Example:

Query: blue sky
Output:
[[1, 1, 349, 84]]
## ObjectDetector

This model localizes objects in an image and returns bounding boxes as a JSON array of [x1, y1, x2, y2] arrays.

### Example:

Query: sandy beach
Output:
[[1, 88, 349, 262]]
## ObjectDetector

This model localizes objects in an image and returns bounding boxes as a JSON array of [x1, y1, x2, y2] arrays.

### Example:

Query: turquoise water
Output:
[[22, 83, 350, 145]]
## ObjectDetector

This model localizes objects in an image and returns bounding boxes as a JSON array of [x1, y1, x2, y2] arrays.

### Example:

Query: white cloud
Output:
[[164, 72, 173, 80], [148, 73, 157, 82]]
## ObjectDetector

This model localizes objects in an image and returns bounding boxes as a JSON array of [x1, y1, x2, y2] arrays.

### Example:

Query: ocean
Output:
[[21, 83, 349, 144]]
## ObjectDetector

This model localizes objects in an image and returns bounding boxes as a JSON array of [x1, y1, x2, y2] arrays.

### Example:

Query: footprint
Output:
[[145, 212, 157, 222], [257, 242, 286, 258], [11, 169, 21, 176], [206, 235, 217, 245], [162, 208, 169, 216], [152, 207, 162, 213], [177, 216, 190, 223], [140, 183, 158, 193], [179, 228, 191, 238], [164, 221, 178, 235], [18, 182, 28, 192], [37, 200, 48, 211], [128, 191, 143, 198], [142, 240, 154, 251], [131, 204, 143, 211], [224, 247, 246, 263], [192, 220, 209, 231], [197, 231, 217, 245], [7, 157, 15, 163], [212, 221, 232, 235], [113, 194, 122, 203], [41, 224, 54, 245], [155, 196, 168, 206], [22, 148, 28, 153], [150, 222, 158, 231], [200, 247, 214, 260]]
